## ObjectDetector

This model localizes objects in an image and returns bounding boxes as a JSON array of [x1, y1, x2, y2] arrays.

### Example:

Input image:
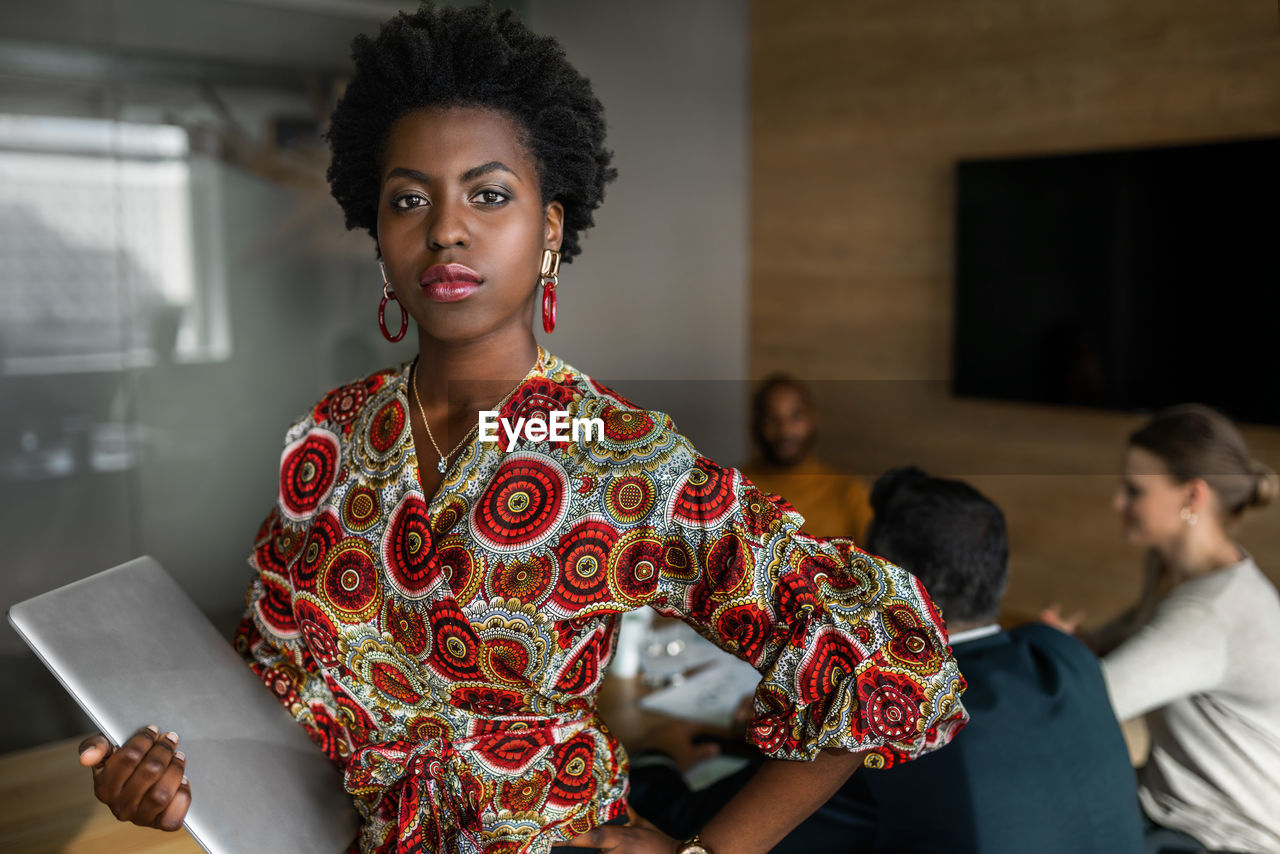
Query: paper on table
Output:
[[637, 654, 761, 729], [639, 621, 731, 679]]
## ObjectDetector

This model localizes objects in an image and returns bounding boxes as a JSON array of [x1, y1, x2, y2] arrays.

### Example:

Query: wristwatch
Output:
[[676, 834, 713, 854]]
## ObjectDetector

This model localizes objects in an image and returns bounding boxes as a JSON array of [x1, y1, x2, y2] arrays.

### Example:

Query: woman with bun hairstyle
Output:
[[74, 5, 967, 854], [1055, 404, 1280, 853]]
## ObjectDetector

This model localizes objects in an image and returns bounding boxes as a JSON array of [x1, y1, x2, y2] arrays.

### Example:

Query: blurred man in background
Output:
[[743, 374, 872, 542]]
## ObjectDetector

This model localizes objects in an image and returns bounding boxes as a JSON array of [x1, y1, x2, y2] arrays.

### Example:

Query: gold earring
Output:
[[1180, 507, 1199, 526], [539, 249, 561, 334]]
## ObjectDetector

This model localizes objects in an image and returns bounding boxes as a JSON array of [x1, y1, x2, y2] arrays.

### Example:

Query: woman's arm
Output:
[[1080, 549, 1167, 655], [572, 749, 865, 853], [1101, 594, 1227, 721]]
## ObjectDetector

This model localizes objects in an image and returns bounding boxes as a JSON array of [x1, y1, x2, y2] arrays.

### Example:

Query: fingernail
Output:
[[181, 776, 190, 787], [162, 731, 179, 744], [145, 725, 160, 736], [174, 751, 186, 762]]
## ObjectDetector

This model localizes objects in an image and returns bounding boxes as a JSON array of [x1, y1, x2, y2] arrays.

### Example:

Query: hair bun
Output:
[[1250, 460, 1279, 509]]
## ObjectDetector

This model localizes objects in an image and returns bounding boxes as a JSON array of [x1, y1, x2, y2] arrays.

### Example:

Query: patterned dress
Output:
[[234, 349, 968, 854]]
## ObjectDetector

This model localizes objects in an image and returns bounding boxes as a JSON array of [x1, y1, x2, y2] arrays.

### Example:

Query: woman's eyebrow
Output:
[[385, 166, 431, 183], [460, 160, 520, 182], [383, 162, 520, 184]]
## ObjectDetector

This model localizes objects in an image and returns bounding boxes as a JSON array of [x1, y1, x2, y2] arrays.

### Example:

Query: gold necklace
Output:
[[410, 349, 544, 474]]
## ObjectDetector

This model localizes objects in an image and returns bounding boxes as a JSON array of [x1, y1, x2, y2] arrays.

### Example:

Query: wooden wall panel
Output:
[[749, 0, 1280, 623]]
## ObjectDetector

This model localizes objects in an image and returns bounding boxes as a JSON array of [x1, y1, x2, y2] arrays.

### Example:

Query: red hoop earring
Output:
[[378, 262, 407, 343], [539, 248, 561, 334]]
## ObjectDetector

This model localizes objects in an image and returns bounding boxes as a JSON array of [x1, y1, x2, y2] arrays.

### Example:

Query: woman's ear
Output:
[[544, 201, 565, 251], [1186, 478, 1212, 515]]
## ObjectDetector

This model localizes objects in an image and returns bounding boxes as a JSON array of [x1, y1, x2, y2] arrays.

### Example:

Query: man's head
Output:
[[751, 374, 816, 467], [865, 467, 1009, 629]]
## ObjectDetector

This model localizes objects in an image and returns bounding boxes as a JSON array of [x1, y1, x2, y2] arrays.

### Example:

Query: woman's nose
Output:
[[426, 199, 469, 250]]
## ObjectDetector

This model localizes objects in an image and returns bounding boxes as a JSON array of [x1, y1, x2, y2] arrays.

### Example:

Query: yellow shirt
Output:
[[742, 458, 872, 544]]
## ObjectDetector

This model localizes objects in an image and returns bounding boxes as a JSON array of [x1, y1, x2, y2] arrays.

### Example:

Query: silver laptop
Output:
[[7, 556, 360, 854]]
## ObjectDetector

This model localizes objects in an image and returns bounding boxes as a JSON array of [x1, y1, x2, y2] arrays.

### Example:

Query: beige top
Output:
[[1102, 557, 1280, 853]]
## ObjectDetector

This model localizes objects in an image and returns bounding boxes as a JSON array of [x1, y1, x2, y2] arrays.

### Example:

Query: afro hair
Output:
[[326, 2, 616, 261]]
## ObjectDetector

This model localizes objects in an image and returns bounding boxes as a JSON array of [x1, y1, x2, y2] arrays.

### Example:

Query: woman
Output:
[[76, 6, 967, 853], [1051, 405, 1280, 853]]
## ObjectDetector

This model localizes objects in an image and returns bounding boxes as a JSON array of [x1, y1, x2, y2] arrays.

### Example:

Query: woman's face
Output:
[[1113, 445, 1192, 547], [376, 106, 563, 344]]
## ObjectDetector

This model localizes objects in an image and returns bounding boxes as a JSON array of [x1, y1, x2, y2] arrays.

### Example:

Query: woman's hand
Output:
[[568, 807, 677, 852], [1040, 603, 1085, 635], [77, 725, 191, 831]]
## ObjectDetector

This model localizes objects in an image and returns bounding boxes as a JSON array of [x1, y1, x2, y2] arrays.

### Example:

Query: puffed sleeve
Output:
[[232, 415, 366, 772], [652, 446, 969, 769]]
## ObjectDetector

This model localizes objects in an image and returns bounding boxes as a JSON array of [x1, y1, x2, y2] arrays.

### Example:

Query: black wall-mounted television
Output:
[[953, 136, 1280, 426]]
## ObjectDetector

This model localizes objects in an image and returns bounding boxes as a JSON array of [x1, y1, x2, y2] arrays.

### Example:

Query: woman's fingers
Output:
[[625, 804, 659, 831], [114, 731, 181, 822], [155, 778, 192, 832], [132, 744, 187, 828], [77, 733, 113, 768], [567, 824, 675, 853], [1039, 603, 1084, 634], [95, 727, 160, 808]]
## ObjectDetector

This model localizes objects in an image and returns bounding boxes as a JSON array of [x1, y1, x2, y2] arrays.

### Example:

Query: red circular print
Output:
[[382, 598, 430, 656], [500, 768, 551, 813], [553, 631, 604, 695], [589, 377, 641, 410], [858, 669, 924, 741], [432, 495, 468, 536], [488, 554, 555, 605], [334, 687, 376, 745], [776, 572, 818, 620], [437, 536, 480, 605], [551, 518, 618, 612], [704, 531, 753, 597], [601, 408, 655, 443], [604, 474, 656, 525], [670, 459, 737, 527], [371, 661, 423, 705], [294, 510, 341, 593], [426, 601, 481, 682], [797, 626, 865, 719], [660, 537, 698, 583], [480, 635, 534, 685], [452, 685, 524, 717], [477, 727, 551, 774], [383, 492, 440, 599], [368, 399, 407, 455], [320, 540, 381, 621], [471, 453, 570, 553], [255, 575, 297, 637], [316, 380, 368, 426], [608, 528, 663, 605], [406, 714, 450, 744], [499, 377, 577, 425], [342, 484, 381, 533], [294, 596, 341, 668], [279, 430, 340, 519], [254, 509, 301, 577], [741, 488, 782, 537], [716, 603, 773, 666], [883, 602, 941, 673], [548, 734, 597, 807]]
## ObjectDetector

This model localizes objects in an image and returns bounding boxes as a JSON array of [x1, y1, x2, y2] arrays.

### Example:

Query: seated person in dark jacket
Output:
[[630, 466, 1146, 854]]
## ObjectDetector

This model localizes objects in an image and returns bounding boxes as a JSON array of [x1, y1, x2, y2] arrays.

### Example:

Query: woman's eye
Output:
[[391, 192, 427, 210], [474, 189, 509, 206]]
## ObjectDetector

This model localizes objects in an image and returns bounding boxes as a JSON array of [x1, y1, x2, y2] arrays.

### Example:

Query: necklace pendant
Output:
[[436, 458, 448, 474]]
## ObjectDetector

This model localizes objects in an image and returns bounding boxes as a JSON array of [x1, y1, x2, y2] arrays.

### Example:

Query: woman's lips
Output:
[[419, 264, 482, 303]]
